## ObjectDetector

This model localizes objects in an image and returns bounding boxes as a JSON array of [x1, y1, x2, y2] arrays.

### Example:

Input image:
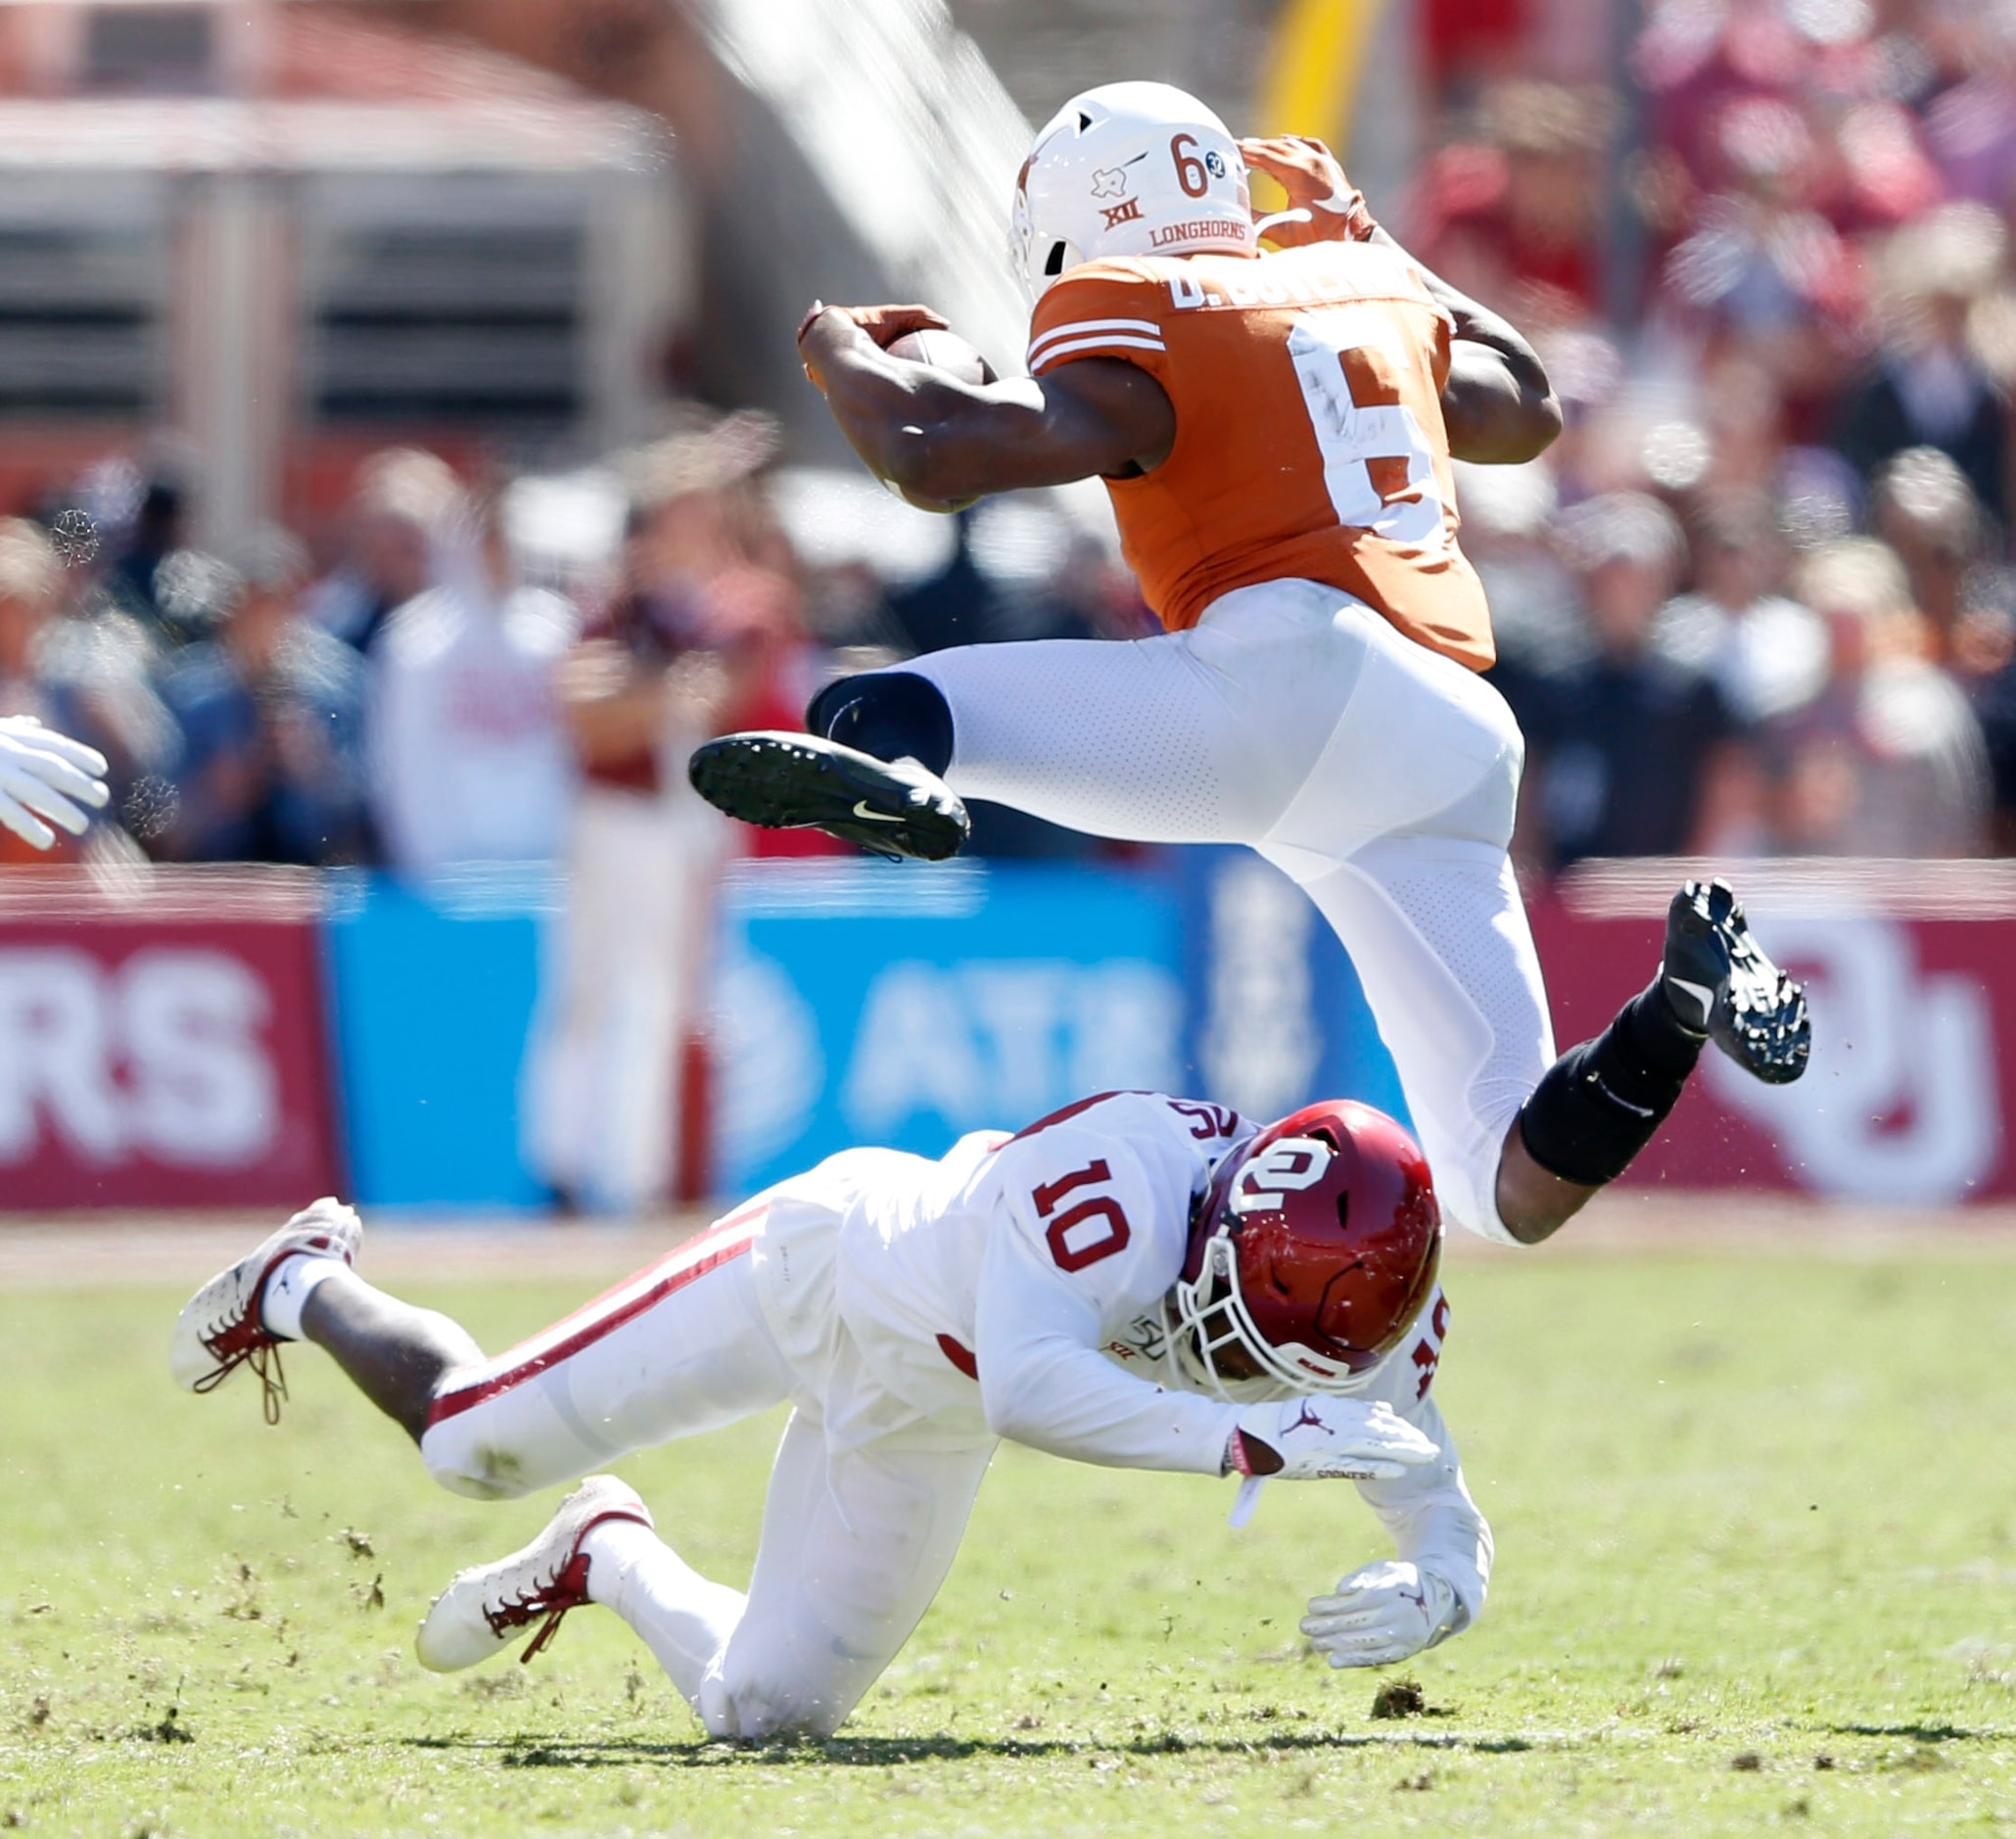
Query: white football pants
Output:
[[419, 1201, 994, 1739], [903, 579, 1556, 1244]]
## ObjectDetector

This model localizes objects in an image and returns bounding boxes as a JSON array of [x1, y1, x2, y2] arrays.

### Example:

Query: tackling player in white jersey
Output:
[[174, 1091, 1488, 1739]]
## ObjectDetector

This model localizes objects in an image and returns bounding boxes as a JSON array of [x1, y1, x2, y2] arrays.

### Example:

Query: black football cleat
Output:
[[1661, 878, 1809, 1085], [688, 731, 969, 862]]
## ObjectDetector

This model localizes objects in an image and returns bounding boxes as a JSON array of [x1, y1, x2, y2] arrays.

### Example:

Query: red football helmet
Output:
[[1171, 1100, 1441, 1394]]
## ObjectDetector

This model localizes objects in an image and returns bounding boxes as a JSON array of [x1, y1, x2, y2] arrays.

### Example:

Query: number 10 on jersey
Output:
[[1033, 1158, 1133, 1272]]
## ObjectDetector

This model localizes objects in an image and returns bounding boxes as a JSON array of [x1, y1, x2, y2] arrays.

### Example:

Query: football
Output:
[[886, 326, 995, 385]]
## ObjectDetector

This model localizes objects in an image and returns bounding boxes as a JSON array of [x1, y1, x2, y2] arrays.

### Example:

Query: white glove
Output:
[[1229, 1395, 1438, 1483], [1300, 1559, 1461, 1669], [0, 716, 109, 849]]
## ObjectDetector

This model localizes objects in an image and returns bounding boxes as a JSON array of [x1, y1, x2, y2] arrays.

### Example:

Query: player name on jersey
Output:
[[1161, 242, 1429, 310]]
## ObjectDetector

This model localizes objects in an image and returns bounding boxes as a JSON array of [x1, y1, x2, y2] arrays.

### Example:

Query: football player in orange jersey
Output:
[[691, 82, 1808, 1251]]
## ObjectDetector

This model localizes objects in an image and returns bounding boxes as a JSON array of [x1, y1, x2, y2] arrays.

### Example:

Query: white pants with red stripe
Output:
[[418, 1198, 995, 1740], [901, 579, 1556, 1246]]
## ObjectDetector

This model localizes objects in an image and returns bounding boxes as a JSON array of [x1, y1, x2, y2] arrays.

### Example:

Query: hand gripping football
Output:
[[886, 328, 996, 386]]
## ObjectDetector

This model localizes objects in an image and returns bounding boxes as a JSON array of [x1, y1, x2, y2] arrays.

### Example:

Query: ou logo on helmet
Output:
[[1233, 1136, 1333, 1214]]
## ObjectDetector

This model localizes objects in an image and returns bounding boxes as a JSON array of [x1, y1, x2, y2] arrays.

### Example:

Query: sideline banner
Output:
[[9, 855, 2005, 1213], [712, 861, 1190, 1196], [0, 869, 343, 1208], [321, 869, 552, 1211], [1532, 861, 2016, 1206], [1177, 846, 1411, 1130]]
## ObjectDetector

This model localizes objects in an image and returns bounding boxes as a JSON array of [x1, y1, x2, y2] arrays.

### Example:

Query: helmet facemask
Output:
[[1170, 1203, 1368, 1398], [1009, 165, 1082, 305], [1171, 1108, 1443, 1399]]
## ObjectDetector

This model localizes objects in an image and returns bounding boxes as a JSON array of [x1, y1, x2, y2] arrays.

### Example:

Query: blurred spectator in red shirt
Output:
[[1414, 79, 1611, 324], [1423, 0, 1524, 97]]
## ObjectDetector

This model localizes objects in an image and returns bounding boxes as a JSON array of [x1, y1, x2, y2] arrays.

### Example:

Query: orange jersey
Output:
[[1026, 242, 1494, 671]]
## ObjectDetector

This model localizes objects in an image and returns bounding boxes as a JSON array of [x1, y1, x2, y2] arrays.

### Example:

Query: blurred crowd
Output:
[[1421, 0, 2016, 866], [0, 417, 1145, 1209], [25, 0, 2016, 897], [0, 431, 1147, 883]]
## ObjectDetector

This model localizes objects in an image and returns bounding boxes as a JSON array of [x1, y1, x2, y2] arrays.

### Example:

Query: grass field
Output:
[[10, 1235, 2016, 1836]]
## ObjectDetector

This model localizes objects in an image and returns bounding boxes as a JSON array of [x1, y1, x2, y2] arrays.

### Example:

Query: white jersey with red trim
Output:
[[841, 1091, 1254, 1463], [741, 1089, 1486, 1624]]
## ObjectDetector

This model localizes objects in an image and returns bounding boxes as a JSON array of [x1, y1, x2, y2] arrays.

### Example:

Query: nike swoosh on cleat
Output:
[[851, 801, 905, 824], [1667, 976, 1716, 1020]]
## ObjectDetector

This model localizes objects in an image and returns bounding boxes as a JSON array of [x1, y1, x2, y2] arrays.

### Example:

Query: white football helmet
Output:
[[1011, 81, 1254, 301]]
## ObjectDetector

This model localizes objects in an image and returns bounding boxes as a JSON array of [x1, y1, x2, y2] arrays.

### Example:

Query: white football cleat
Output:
[[416, 1476, 654, 1674], [169, 1198, 362, 1422]]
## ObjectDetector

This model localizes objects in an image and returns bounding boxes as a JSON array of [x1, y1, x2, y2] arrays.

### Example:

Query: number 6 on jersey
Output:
[[1287, 306, 1447, 551]]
